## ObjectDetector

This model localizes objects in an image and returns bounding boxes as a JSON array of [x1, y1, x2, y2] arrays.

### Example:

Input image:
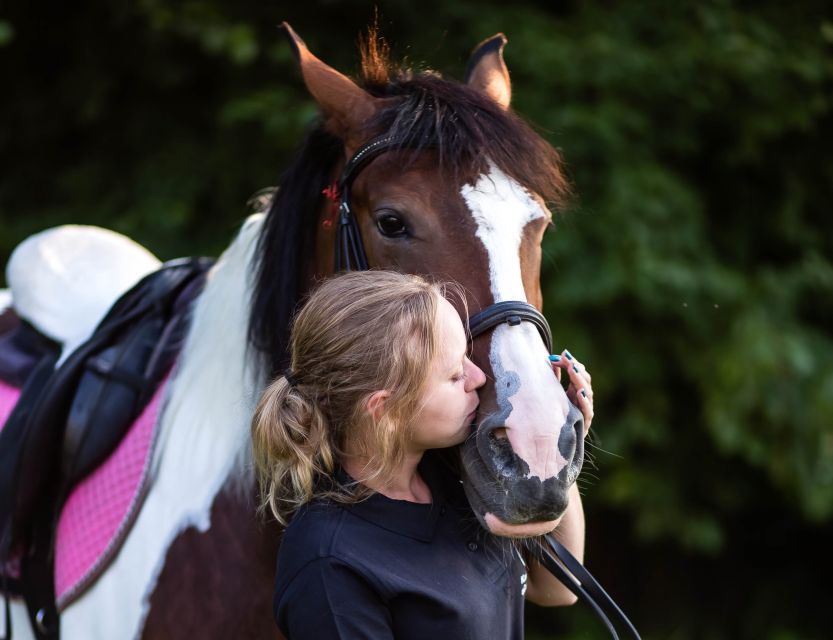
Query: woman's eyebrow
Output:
[[447, 349, 466, 374]]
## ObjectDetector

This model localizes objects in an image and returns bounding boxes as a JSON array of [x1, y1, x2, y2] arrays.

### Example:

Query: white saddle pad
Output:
[[6, 225, 161, 361]]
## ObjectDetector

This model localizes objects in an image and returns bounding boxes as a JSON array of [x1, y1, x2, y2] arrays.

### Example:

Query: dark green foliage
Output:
[[1, 1, 831, 638]]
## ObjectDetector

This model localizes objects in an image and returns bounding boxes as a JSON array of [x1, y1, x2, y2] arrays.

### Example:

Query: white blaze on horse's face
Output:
[[461, 164, 572, 482]]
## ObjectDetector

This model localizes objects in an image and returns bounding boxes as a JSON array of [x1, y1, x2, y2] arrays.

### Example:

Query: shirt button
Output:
[[467, 541, 478, 552], [440, 506, 446, 515]]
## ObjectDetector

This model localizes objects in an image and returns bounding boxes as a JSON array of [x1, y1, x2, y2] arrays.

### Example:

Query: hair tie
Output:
[[284, 369, 300, 387]]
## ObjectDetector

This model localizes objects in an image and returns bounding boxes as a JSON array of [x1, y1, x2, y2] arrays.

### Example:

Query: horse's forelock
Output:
[[358, 24, 396, 88]]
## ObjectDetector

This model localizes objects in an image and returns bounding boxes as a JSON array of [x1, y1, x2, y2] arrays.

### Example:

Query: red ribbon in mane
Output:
[[321, 183, 341, 229]]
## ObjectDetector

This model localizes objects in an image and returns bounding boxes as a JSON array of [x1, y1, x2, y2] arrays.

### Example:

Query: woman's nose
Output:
[[465, 358, 487, 391]]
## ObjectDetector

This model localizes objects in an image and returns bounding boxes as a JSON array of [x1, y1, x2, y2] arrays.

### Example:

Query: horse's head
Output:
[[261, 24, 582, 538]]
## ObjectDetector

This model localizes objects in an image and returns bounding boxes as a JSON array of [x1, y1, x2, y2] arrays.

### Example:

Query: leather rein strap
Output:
[[535, 535, 641, 640], [334, 134, 640, 640]]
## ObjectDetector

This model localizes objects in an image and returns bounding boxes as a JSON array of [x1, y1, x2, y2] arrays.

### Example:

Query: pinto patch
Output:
[[54, 374, 170, 609], [460, 163, 546, 304]]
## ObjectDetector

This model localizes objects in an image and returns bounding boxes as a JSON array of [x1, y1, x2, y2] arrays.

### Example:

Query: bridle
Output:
[[332, 134, 640, 640], [332, 134, 553, 351]]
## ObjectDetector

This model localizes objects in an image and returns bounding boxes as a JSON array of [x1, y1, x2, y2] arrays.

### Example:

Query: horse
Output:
[[1, 23, 583, 639]]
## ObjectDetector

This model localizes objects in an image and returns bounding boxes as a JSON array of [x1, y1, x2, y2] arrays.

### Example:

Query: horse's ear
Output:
[[281, 22, 378, 145], [464, 33, 511, 110]]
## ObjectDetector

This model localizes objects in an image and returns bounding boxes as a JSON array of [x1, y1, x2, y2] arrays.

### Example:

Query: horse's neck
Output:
[[151, 213, 267, 495], [58, 215, 269, 639]]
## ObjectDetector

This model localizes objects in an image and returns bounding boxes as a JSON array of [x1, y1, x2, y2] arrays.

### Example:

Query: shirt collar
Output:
[[336, 455, 450, 543]]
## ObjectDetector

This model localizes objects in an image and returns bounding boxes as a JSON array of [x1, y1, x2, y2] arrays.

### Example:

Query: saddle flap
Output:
[[62, 318, 164, 484]]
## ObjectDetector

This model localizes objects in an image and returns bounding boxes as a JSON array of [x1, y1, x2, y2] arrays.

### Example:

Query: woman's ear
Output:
[[365, 390, 391, 422]]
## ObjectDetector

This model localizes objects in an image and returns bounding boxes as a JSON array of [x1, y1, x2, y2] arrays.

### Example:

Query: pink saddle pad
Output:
[[54, 374, 170, 609], [0, 379, 21, 434]]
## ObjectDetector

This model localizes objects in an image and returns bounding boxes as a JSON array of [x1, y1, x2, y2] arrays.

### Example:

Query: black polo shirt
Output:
[[273, 451, 527, 639]]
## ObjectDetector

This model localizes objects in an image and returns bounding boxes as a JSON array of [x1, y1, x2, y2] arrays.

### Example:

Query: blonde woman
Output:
[[251, 271, 593, 639]]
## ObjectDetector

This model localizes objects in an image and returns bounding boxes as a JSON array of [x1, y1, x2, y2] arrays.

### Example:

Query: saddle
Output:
[[0, 254, 214, 640]]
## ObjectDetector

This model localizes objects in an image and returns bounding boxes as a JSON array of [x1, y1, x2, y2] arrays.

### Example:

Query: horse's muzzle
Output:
[[460, 405, 585, 533]]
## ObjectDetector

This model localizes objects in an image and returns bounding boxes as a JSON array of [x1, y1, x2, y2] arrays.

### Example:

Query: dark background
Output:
[[2, 2, 831, 638]]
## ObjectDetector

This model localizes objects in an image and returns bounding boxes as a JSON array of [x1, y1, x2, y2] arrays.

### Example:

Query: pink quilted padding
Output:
[[0, 379, 22, 434], [54, 375, 170, 608]]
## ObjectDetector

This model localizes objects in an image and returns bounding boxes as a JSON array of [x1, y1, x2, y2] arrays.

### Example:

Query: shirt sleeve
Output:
[[275, 557, 394, 640]]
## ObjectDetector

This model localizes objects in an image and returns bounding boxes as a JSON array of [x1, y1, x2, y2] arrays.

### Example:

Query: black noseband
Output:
[[468, 300, 552, 352]]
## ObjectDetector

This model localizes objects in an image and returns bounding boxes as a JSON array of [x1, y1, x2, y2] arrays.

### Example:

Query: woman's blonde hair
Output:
[[251, 270, 462, 525]]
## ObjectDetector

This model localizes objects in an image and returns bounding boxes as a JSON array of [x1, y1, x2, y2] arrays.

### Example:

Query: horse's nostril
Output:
[[492, 427, 508, 440]]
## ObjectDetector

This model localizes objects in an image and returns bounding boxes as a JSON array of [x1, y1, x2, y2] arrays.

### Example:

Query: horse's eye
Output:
[[375, 213, 408, 238]]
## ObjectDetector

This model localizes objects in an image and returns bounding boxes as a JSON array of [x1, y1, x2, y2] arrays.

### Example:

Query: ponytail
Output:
[[250, 375, 334, 526]]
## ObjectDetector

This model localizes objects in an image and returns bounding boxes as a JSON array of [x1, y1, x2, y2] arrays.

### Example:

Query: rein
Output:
[[332, 135, 640, 639], [534, 535, 641, 640]]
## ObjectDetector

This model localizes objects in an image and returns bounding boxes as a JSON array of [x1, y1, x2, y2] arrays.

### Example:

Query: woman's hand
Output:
[[550, 350, 593, 432], [525, 350, 592, 607]]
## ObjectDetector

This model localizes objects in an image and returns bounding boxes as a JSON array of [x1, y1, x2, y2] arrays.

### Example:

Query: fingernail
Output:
[[549, 354, 561, 362], [565, 350, 573, 361], [573, 364, 580, 374], [580, 389, 587, 399]]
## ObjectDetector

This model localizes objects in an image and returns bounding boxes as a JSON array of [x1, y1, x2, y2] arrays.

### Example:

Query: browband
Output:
[[337, 135, 405, 191]]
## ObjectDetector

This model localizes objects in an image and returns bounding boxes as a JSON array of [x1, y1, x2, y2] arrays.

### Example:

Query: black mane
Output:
[[248, 123, 340, 376], [249, 39, 570, 377]]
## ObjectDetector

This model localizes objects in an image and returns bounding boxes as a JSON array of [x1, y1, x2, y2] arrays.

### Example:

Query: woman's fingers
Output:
[[551, 350, 594, 431], [576, 386, 594, 431], [548, 354, 562, 382], [564, 350, 592, 391], [564, 351, 592, 397]]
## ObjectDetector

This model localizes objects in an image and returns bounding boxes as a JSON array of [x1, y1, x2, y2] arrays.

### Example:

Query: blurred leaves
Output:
[[0, 21, 14, 47], [530, 0, 833, 533]]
